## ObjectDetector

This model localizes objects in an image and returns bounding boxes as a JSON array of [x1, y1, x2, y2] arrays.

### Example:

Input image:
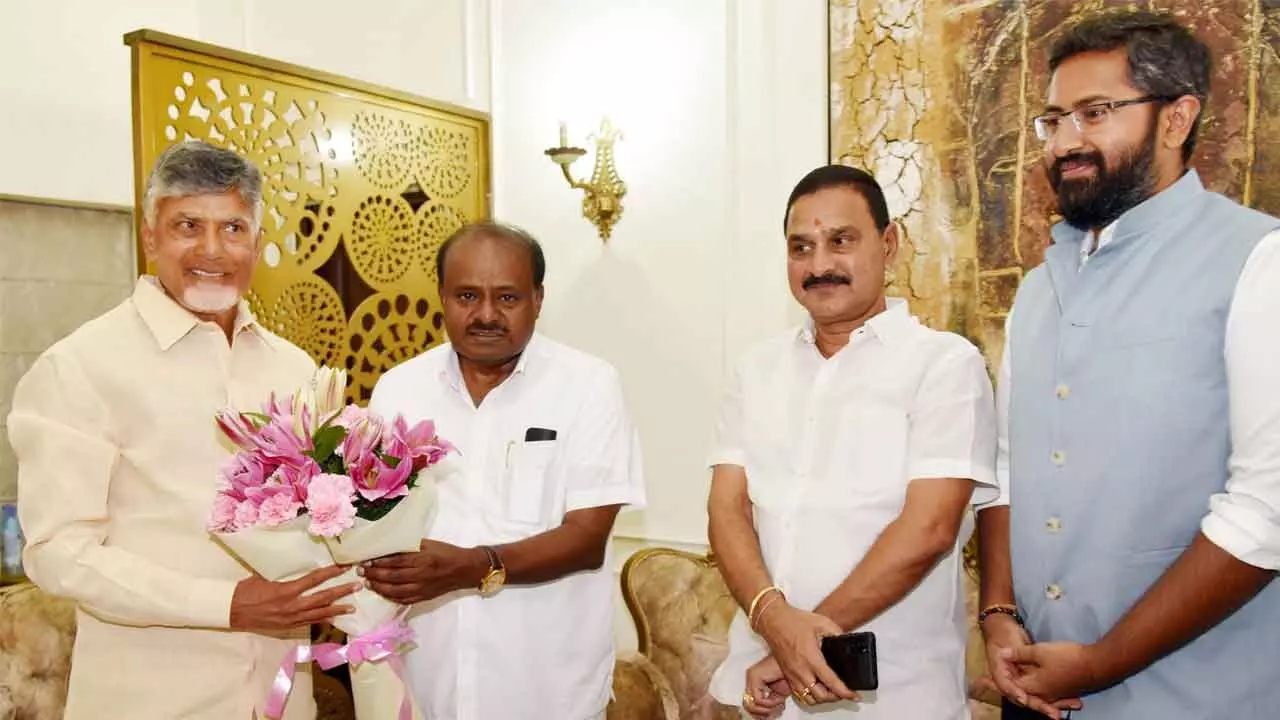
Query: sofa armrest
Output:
[[610, 652, 680, 720]]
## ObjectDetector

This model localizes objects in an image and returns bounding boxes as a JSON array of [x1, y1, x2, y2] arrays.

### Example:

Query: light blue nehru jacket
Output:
[[1008, 170, 1280, 718]]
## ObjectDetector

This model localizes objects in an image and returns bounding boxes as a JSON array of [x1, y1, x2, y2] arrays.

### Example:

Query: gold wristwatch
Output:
[[478, 545, 506, 595]]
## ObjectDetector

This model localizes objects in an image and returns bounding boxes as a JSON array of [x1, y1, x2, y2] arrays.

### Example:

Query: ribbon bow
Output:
[[263, 617, 417, 720]]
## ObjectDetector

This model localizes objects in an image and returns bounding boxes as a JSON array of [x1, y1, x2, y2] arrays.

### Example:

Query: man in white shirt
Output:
[[8, 140, 355, 719], [361, 222, 645, 720], [707, 165, 998, 719], [978, 10, 1280, 719]]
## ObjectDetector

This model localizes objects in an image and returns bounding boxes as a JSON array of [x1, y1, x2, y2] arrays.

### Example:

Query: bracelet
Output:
[[751, 591, 785, 630], [747, 585, 783, 626], [978, 603, 1024, 627]]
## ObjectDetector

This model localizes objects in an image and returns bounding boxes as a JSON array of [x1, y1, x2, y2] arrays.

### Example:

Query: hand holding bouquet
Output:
[[208, 367, 456, 719]]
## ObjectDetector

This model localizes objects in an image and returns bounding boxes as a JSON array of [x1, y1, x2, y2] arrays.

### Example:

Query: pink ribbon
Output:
[[262, 618, 417, 720]]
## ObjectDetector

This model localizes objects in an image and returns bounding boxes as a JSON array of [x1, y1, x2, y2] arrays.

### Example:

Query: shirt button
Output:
[[1045, 583, 1063, 600], [1045, 517, 1062, 533], [1055, 384, 1070, 399], [1050, 450, 1066, 466]]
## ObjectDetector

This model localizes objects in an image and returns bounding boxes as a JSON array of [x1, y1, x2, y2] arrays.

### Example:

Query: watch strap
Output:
[[480, 545, 503, 572]]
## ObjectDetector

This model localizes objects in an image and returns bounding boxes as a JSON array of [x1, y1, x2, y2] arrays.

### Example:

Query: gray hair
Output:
[[1049, 9, 1211, 163], [142, 140, 265, 228]]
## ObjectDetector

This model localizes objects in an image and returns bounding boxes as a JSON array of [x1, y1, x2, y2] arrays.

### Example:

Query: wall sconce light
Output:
[[544, 118, 626, 241]]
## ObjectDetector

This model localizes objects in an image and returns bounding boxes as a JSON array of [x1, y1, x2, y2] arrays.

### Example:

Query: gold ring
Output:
[[742, 691, 755, 707]]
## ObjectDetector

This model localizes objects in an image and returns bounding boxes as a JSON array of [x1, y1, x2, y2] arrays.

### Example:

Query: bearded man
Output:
[[976, 9, 1280, 720]]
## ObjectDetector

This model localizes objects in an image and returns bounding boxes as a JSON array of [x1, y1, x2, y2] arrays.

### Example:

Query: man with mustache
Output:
[[978, 9, 1280, 719], [707, 165, 998, 719], [361, 222, 645, 720], [7, 141, 356, 719]]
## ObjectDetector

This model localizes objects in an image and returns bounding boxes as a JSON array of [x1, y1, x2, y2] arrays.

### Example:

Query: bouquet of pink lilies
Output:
[[208, 366, 454, 720]]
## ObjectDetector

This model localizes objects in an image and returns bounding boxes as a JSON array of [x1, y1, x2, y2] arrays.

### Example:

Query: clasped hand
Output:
[[754, 602, 859, 708], [982, 614, 1088, 719]]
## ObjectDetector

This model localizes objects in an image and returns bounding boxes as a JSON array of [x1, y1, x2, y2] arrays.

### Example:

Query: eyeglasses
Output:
[[1032, 95, 1175, 141]]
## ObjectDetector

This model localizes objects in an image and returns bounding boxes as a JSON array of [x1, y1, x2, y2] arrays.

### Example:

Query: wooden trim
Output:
[[0, 193, 131, 215]]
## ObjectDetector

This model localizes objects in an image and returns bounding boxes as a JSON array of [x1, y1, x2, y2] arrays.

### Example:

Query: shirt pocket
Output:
[[504, 440, 558, 525], [821, 396, 910, 508]]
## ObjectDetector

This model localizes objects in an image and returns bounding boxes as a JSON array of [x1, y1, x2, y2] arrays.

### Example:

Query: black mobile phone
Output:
[[524, 427, 557, 442], [820, 631, 878, 691]]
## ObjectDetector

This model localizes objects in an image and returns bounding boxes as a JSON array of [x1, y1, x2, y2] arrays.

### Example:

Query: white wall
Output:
[[0, 0, 490, 207], [490, 0, 828, 550]]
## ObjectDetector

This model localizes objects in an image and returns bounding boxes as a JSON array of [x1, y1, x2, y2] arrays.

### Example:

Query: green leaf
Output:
[[309, 425, 348, 464], [355, 496, 403, 522]]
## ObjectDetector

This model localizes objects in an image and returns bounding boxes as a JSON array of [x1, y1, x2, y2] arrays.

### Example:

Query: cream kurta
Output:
[[8, 278, 318, 720]]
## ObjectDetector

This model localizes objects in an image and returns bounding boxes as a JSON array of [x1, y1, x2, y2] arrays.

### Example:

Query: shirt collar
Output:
[[1079, 221, 1119, 267], [798, 297, 914, 348], [132, 276, 262, 351], [441, 332, 540, 390]]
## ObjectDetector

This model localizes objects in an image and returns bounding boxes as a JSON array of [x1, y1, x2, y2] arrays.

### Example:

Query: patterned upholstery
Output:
[[0, 582, 75, 720], [619, 549, 740, 719], [608, 653, 681, 720]]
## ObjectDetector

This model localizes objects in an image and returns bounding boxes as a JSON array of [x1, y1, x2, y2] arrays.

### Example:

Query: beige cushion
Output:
[[0, 582, 76, 720]]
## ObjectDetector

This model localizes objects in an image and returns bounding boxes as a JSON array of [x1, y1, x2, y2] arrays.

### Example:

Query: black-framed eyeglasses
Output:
[[1032, 95, 1177, 141]]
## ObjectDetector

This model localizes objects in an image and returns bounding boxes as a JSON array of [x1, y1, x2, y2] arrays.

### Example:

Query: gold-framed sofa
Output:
[[609, 547, 1001, 720]]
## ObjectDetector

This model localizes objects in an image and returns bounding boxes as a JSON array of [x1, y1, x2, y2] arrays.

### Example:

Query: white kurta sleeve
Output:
[[1202, 230, 1280, 569]]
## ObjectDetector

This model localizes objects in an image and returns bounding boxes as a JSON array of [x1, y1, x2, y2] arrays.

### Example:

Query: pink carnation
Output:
[[232, 500, 259, 531], [305, 473, 357, 537], [258, 492, 303, 527], [208, 494, 240, 532]]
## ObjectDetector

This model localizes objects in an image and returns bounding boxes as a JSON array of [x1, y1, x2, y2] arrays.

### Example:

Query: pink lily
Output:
[[383, 415, 455, 471], [350, 447, 414, 502], [215, 409, 264, 451], [219, 452, 272, 501]]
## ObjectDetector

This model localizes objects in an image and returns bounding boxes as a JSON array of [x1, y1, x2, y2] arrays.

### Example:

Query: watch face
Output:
[[481, 568, 506, 594]]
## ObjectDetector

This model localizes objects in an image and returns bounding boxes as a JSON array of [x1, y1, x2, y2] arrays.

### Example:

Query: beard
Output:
[[180, 282, 240, 314], [1048, 126, 1158, 231]]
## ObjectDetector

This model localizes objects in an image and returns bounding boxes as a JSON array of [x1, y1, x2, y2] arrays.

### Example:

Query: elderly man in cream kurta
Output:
[[7, 141, 356, 720]]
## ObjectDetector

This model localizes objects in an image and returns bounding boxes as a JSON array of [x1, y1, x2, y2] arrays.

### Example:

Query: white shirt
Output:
[[986, 229, 1280, 571], [368, 334, 645, 720], [707, 299, 997, 720]]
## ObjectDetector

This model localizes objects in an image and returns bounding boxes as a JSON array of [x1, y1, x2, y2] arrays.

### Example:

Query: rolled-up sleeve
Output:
[[1202, 230, 1280, 569], [707, 362, 747, 468], [8, 353, 236, 628], [906, 342, 999, 504], [563, 365, 646, 512]]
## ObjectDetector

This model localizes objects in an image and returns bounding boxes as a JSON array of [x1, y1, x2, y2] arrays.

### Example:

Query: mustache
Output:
[[1050, 151, 1104, 183], [802, 272, 852, 290], [466, 321, 508, 335]]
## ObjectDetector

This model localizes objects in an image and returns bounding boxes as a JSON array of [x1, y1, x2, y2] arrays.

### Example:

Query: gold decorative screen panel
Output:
[[126, 30, 490, 402], [830, 1, 1280, 368]]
